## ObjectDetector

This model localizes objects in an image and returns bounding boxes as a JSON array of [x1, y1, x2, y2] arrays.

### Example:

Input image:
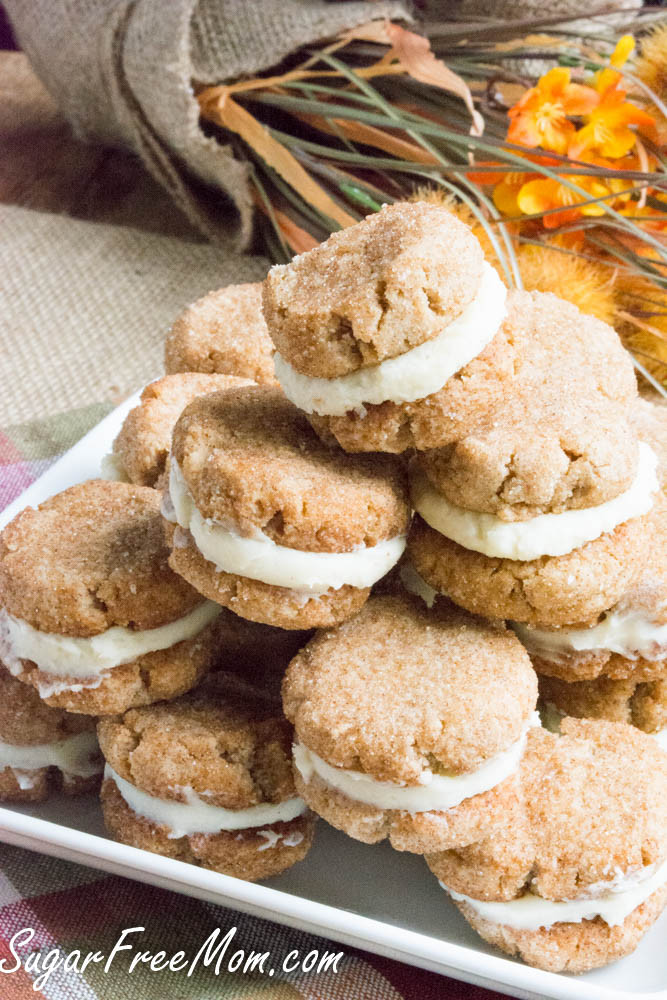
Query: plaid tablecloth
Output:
[[0, 406, 505, 999]]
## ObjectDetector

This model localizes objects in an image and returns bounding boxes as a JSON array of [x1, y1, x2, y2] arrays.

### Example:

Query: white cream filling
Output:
[[0, 730, 101, 778], [399, 562, 438, 608], [513, 609, 667, 663], [412, 443, 658, 561], [105, 764, 307, 838], [100, 452, 129, 482], [273, 262, 507, 416], [165, 460, 406, 594], [0, 601, 220, 681], [442, 857, 667, 929], [293, 712, 540, 813]]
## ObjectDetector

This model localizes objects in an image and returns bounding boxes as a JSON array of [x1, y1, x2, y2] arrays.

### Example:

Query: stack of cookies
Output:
[[1, 200, 666, 972], [257, 202, 667, 972]]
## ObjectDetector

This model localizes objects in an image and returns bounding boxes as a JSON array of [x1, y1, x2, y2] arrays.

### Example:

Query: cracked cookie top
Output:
[[171, 385, 410, 552], [414, 291, 639, 520], [0, 481, 202, 636], [98, 672, 297, 809], [262, 202, 484, 379]]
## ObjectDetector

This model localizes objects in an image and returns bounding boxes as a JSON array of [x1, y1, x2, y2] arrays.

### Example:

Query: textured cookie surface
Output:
[[519, 494, 667, 680], [0, 665, 94, 744], [111, 373, 253, 487], [14, 618, 219, 715], [98, 672, 299, 809], [0, 481, 202, 636], [428, 719, 667, 902], [409, 510, 651, 627], [283, 594, 537, 782], [453, 885, 667, 974], [171, 385, 410, 552], [539, 672, 667, 735], [307, 327, 515, 453], [263, 202, 484, 379], [164, 283, 277, 385], [633, 398, 667, 487], [101, 779, 315, 881], [166, 523, 370, 631], [414, 290, 639, 517]]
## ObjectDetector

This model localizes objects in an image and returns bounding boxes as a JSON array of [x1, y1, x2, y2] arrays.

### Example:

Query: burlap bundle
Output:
[[4, 0, 412, 250], [0, 205, 269, 425]]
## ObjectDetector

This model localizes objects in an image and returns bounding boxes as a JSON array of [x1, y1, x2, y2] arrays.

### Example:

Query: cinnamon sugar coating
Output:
[[111, 373, 253, 487], [0, 481, 202, 636], [408, 510, 651, 628], [164, 283, 278, 385], [282, 595, 536, 851], [414, 291, 638, 517], [99, 673, 315, 880], [263, 202, 484, 379], [428, 720, 667, 901], [428, 720, 667, 972], [170, 385, 410, 552]]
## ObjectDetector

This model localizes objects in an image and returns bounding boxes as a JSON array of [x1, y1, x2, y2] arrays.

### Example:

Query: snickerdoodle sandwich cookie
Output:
[[99, 673, 315, 881], [538, 673, 667, 749], [0, 664, 102, 802], [429, 719, 667, 973], [263, 202, 509, 453], [164, 282, 278, 385], [408, 295, 656, 626], [103, 373, 253, 486], [163, 385, 410, 630], [514, 494, 667, 680], [282, 594, 538, 853], [0, 481, 221, 714]]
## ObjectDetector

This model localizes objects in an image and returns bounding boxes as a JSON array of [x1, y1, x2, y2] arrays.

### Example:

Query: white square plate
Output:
[[0, 395, 666, 1000]]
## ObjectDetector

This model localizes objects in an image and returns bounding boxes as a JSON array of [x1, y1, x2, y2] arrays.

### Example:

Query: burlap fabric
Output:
[[0, 205, 269, 425], [4, 0, 412, 249]]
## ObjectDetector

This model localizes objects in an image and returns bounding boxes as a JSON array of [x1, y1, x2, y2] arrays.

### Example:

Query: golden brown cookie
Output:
[[538, 672, 667, 746], [263, 202, 515, 454], [514, 494, 667, 679], [0, 665, 101, 802], [99, 673, 315, 881], [264, 202, 484, 378], [282, 594, 538, 853], [164, 283, 277, 385], [428, 719, 667, 973], [413, 290, 638, 516], [309, 288, 637, 455], [107, 373, 253, 487], [164, 386, 410, 629], [408, 508, 651, 628], [0, 481, 218, 714]]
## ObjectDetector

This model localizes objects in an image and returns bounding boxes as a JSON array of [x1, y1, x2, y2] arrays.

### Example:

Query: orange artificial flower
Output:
[[569, 87, 657, 159], [507, 67, 599, 154], [492, 171, 533, 215], [516, 173, 617, 228]]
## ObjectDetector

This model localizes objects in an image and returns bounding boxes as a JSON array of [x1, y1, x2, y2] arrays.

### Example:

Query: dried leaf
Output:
[[199, 91, 356, 229], [295, 112, 438, 164], [385, 23, 485, 136]]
